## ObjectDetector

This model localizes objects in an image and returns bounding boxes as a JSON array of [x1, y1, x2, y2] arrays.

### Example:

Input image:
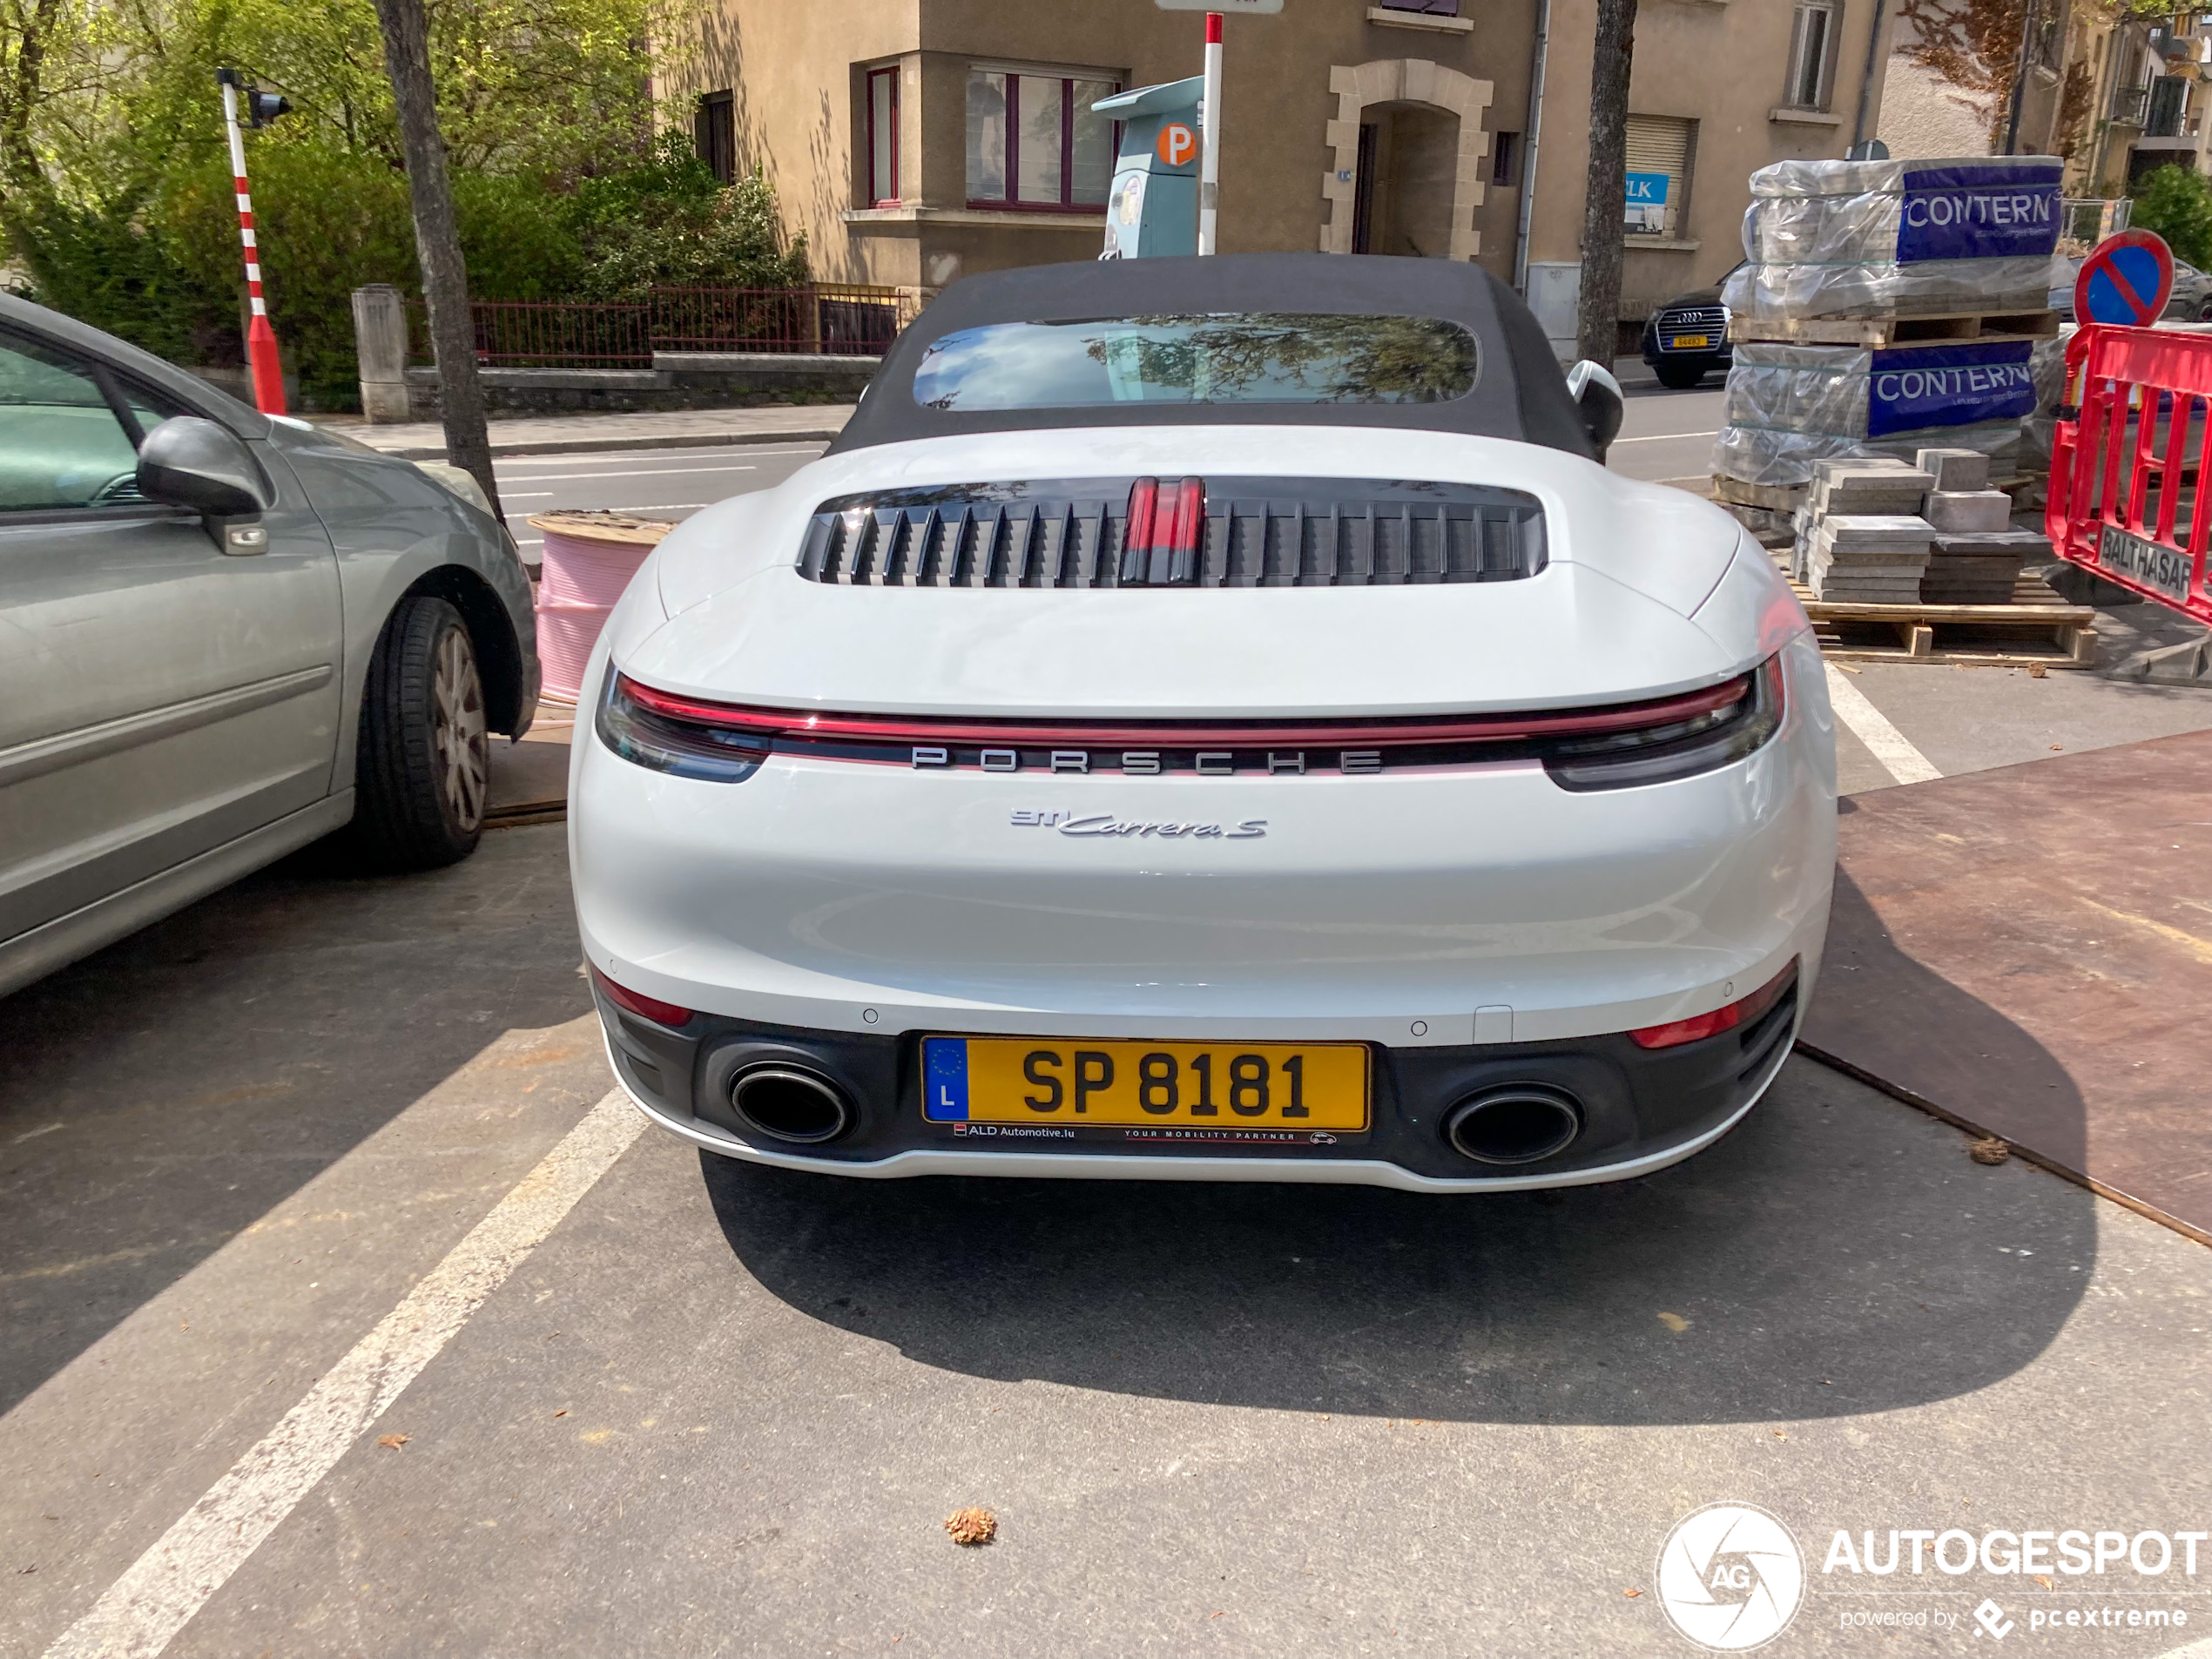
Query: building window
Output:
[[1624, 113, 1695, 238], [2148, 75, 2189, 137], [695, 90, 735, 184], [1491, 131, 1520, 187], [1784, 1, 1839, 111], [867, 66, 900, 205], [966, 68, 1120, 212]]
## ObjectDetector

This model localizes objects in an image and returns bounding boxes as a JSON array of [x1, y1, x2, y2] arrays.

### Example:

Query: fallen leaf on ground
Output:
[[2028, 664, 2047, 678], [944, 1507, 996, 1547], [376, 1434, 408, 1450], [1624, 1588, 1642, 1598], [2034, 1575, 2054, 1589], [1773, 1429, 1789, 1440], [2049, 744, 2063, 751], [1656, 1312, 1689, 1332], [552, 1410, 567, 1418], [1969, 1136, 2011, 1165]]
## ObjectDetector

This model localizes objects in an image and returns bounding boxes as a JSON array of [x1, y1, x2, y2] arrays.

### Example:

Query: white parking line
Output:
[[41, 1089, 644, 1659], [495, 465, 759, 482], [495, 447, 820, 470], [1610, 430, 1720, 443], [1824, 663, 1942, 785]]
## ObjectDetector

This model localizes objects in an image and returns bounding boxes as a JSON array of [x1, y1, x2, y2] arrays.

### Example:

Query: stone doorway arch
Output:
[[1322, 59, 1494, 261]]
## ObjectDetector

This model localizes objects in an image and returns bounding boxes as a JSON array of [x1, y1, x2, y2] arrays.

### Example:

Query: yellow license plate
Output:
[[922, 1036, 1369, 1130], [1669, 334, 1711, 349]]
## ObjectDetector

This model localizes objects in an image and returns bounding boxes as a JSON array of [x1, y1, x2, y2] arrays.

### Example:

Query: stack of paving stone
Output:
[[1915, 448, 2048, 604], [1796, 460, 1935, 601]]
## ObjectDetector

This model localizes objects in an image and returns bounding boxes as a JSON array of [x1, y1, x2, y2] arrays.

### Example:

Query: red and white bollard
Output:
[[1197, 11, 1223, 256], [218, 73, 286, 415]]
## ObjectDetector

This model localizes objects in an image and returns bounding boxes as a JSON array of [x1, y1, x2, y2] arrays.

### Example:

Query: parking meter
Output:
[[1093, 78, 1204, 259]]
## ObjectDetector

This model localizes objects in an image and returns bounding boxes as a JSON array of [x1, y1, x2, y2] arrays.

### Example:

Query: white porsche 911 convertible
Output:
[[570, 254, 1836, 1191]]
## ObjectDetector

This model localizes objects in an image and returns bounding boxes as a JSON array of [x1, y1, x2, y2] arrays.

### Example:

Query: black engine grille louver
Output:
[[797, 476, 1547, 589]]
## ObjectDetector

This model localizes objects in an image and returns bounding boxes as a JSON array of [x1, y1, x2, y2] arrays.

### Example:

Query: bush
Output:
[[10, 128, 813, 410], [567, 132, 809, 300], [161, 142, 421, 407], [2129, 165, 2212, 271], [4, 192, 234, 367]]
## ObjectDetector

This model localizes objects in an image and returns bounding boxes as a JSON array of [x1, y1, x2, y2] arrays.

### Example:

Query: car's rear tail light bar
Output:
[[597, 657, 1787, 788], [1120, 476, 1205, 585], [1629, 960, 1798, 1050]]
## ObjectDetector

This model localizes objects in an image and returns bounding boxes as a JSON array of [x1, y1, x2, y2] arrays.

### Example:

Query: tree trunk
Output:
[[1575, 0, 1639, 368], [369, 0, 502, 520], [2, 0, 65, 196]]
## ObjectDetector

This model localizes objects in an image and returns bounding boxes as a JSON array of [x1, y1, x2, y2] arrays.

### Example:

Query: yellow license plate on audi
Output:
[[921, 1036, 1369, 1140]]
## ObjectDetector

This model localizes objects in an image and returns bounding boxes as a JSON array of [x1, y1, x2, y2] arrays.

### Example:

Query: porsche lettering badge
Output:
[[914, 746, 1381, 776]]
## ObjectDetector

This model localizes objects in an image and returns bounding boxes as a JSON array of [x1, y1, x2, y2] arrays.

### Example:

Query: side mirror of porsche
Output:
[[137, 415, 272, 551], [1565, 359, 1625, 461]]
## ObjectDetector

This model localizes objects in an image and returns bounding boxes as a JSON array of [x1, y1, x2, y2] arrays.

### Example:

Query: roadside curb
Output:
[[369, 426, 846, 462]]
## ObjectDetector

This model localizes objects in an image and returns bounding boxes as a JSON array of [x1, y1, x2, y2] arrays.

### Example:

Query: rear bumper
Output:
[[592, 966, 1804, 1189]]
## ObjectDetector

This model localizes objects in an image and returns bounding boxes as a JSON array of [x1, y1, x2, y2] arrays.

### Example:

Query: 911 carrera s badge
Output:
[[1011, 810, 1265, 838]]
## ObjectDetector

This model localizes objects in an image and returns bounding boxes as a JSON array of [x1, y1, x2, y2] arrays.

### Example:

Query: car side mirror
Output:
[[137, 415, 270, 525], [1566, 359, 1625, 461]]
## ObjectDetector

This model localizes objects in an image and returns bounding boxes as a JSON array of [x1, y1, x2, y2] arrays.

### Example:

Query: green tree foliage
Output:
[[2128, 165, 2212, 273], [0, 0, 809, 408]]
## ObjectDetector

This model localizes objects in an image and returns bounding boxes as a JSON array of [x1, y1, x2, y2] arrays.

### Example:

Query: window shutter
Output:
[[1623, 114, 1692, 239]]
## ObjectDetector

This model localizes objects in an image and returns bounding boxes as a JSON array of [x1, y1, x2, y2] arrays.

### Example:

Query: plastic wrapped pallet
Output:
[[1713, 339, 2041, 488], [1723, 156, 2064, 324]]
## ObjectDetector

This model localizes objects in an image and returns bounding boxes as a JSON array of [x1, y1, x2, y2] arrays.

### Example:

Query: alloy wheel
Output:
[[432, 625, 488, 833]]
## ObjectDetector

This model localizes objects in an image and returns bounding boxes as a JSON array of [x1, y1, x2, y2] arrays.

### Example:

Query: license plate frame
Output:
[[921, 1035, 1371, 1148]]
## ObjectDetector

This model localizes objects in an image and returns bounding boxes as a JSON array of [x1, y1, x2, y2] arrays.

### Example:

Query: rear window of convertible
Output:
[[910, 312, 1480, 411]]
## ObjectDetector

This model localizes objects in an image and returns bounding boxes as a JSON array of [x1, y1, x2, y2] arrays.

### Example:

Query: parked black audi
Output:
[[1640, 267, 1739, 390]]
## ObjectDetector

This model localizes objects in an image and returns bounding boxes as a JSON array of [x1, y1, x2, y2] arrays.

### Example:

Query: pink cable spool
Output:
[[526, 512, 673, 704]]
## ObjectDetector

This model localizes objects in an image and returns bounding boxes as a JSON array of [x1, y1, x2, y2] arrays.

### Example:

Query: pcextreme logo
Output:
[[1656, 1502, 1808, 1652]]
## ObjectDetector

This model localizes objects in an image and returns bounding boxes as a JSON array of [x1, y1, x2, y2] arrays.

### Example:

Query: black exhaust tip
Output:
[[1444, 1085, 1582, 1165], [730, 1066, 853, 1144]]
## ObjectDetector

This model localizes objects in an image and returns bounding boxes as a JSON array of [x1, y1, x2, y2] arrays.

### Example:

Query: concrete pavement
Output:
[[4, 823, 2209, 1657], [328, 401, 854, 461]]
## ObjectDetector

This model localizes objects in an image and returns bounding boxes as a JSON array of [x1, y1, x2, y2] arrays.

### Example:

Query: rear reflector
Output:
[[590, 965, 695, 1028], [1629, 961, 1798, 1050]]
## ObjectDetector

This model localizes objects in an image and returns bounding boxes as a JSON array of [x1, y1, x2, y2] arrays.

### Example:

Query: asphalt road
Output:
[[496, 442, 826, 567]]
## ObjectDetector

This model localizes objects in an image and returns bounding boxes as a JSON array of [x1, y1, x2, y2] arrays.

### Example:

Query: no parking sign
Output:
[[2075, 229, 2175, 327]]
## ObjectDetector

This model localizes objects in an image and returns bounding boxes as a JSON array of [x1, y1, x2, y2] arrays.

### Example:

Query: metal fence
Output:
[[407, 284, 918, 369]]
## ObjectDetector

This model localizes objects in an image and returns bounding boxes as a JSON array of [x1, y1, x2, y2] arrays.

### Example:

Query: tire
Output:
[[1654, 359, 1707, 390], [347, 595, 489, 871]]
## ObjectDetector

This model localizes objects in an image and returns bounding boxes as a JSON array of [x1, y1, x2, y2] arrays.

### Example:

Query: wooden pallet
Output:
[[1775, 553, 2098, 667], [1712, 474, 1805, 512], [1731, 307, 2060, 349]]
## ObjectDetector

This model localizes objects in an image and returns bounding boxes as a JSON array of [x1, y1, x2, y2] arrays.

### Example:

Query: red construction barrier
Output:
[[2047, 322, 2212, 624]]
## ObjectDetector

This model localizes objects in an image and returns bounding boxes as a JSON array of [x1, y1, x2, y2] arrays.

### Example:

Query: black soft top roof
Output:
[[827, 253, 1594, 460]]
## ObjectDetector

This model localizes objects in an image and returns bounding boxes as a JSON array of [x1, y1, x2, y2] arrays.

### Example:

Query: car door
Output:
[[0, 327, 342, 949]]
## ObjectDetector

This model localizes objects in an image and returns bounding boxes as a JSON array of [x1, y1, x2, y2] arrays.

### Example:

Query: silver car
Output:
[[0, 293, 539, 997]]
